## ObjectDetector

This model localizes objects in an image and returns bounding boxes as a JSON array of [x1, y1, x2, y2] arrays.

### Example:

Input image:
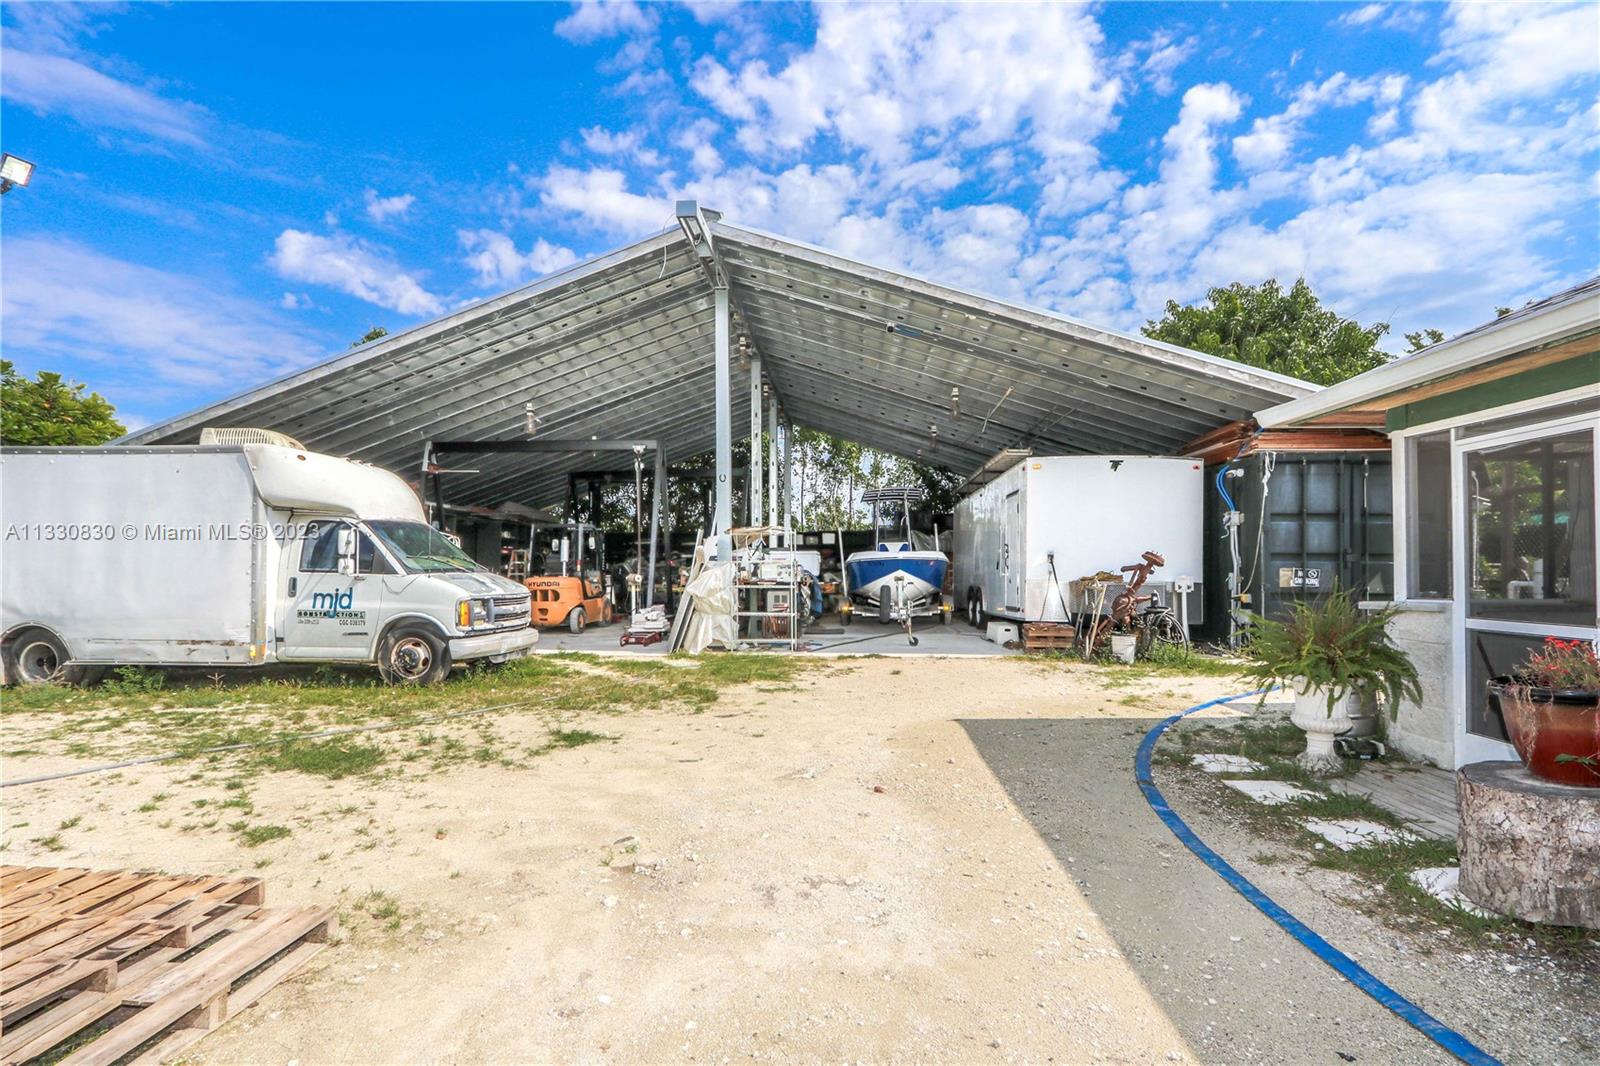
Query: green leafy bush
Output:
[[1240, 586, 1421, 716]]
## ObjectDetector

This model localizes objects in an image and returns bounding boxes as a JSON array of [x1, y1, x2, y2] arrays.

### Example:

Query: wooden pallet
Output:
[[1021, 622, 1077, 652], [0, 865, 335, 1066]]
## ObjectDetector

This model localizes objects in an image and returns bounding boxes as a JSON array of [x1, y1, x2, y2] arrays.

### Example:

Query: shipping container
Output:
[[1201, 450, 1394, 641]]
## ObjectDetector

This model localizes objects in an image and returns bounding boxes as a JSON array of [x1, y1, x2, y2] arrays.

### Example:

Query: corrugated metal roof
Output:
[[125, 219, 1316, 507]]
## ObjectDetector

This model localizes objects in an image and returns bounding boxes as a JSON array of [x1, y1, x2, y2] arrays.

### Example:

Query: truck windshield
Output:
[[366, 521, 481, 573]]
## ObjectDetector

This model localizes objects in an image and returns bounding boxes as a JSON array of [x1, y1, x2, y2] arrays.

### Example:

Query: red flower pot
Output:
[[1488, 679, 1600, 788]]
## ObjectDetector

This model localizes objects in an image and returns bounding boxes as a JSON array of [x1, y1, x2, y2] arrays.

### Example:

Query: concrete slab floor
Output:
[[1192, 753, 1267, 774], [1303, 818, 1419, 851], [1221, 779, 1318, 805], [532, 612, 1020, 657]]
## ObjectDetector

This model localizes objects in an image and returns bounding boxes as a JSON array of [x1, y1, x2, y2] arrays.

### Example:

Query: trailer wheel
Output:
[[379, 627, 450, 685], [568, 606, 587, 635], [878, 586, 892, 624]]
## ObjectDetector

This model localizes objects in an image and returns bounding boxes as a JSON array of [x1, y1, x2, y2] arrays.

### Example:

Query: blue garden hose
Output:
[[1136, 690, 1501, 1066], [1214, 464, 1237, 512]]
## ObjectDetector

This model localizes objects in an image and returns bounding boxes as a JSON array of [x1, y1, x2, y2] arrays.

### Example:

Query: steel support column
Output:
[[781, 419, 793, 531], [713, 287, 732, 559], [749, 354, 764, 527], [646, 447, 666, 607], [766, 395, 779, 530]]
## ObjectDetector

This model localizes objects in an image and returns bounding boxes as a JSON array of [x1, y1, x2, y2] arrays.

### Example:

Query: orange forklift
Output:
[[524, 521, 616, 634]]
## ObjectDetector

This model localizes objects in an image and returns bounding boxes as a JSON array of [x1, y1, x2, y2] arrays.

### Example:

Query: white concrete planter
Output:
[[1109, 634, 1137, 663], [1289, 679, 1354, 774]]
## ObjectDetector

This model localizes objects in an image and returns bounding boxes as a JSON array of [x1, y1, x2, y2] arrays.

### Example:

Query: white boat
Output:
[[843, 487, 951, 636]]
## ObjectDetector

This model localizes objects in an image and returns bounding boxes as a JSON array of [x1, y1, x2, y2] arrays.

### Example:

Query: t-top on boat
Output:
[[842, 486, 952, 642]]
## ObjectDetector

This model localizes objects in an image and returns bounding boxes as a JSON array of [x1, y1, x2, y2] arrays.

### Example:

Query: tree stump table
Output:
[[1457, 761, 1600, 929]]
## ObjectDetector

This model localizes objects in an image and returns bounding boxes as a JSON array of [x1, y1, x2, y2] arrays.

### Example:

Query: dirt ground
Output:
[[2, 656, 1592, 1064]]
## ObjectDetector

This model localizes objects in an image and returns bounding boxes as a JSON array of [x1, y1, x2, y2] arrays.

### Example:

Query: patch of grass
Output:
[[135, 792, 170, 813], [259, 740, 386, 779], [1136, 643, 1249, 677], [237, 824, 291, 847], [356, 889, 410, 931], [101, 666, 165, 695], [546, 728, 617, 749], [57, 815, 82, 830], [4, 648, 808, 779], [32, 833, 64, 851]]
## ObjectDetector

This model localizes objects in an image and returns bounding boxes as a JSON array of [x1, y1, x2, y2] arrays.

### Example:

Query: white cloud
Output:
[[280, 292, 311, 310], [457, 229, 579, 288], [553, 0, 657, 43], [0, 46, 208, 148], [690, 3, 1121, 167], [535, 165, 672, 235], [1337, 4, 1388, 29], [1, 237, 320, 402], [578, 125, 663, 165], [527, 0, 1595, 343], [270, 230, 443, 316], [1233, 73, 1402, 172], [1133, 31, 1196, 95], [363, 189, 416, 222]]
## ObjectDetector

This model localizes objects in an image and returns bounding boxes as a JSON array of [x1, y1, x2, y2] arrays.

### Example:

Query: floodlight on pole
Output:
[[0, 154, 35, 195]]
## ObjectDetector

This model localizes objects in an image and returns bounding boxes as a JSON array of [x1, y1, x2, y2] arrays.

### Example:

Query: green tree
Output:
[[1404, 328, 1445, 352], [1142, 278, 1391, 386], [352, 326, 388, 348], [0, 361, 126, 445]]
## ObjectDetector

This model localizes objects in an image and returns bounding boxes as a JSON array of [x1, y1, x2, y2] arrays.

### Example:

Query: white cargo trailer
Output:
[[0, 441, 536, 685], [953, 456, 1204, 625]]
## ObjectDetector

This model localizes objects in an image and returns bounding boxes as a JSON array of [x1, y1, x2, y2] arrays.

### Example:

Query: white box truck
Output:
[[1, 437, 537, 685], [953, 456, 1204, 626]]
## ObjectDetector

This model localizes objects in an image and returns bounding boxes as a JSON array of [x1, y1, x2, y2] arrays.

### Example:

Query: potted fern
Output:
[[1240, 587, 1422, 773]]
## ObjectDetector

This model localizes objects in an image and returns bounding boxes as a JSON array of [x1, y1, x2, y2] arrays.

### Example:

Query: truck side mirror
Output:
[[337, 526, 357, 576]]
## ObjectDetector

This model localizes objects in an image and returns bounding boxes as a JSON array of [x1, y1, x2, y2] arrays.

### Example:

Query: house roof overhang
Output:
[[1254, 277, 1600, 431]]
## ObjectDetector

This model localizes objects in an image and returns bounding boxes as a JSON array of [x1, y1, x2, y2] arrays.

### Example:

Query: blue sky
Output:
[[2, 1, 1596, 430]]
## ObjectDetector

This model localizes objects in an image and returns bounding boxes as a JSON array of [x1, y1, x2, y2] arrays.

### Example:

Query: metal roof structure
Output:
[[127, 208, 1317, 508]]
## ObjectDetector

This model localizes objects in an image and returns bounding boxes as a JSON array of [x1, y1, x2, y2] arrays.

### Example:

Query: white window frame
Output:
[[1449, 408, 1599, 767], [1388, 382, 1599, 607]]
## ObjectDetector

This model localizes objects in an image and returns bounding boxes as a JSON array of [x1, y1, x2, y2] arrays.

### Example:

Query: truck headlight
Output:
[[457, 598, 491, 630]]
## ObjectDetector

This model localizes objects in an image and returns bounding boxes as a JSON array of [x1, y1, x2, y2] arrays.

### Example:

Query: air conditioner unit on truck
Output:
[[0, 434, 537, 685]]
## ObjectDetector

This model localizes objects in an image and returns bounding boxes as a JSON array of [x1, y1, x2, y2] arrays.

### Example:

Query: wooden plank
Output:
[[122, 907, 329, 1007], [1, 867, 328, 1066], [3, 878, 205, 962], [1, 870, 131, 916], [5, 874, 234, 960], [0, 872, 165, 943], [0, 869, 102, 912], [57, 911, 331, 1066], [0, 867, 66, 896], [0, 959, 116, 1022], [0, 988, 123, 1065], [1330, 764, 1460, 839]]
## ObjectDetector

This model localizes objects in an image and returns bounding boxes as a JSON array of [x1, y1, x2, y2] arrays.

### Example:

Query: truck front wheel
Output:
[[379, 627, 451, 685]]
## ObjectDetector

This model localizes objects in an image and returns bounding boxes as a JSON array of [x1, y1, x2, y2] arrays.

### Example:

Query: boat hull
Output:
[[845, 550, 948, 606]]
